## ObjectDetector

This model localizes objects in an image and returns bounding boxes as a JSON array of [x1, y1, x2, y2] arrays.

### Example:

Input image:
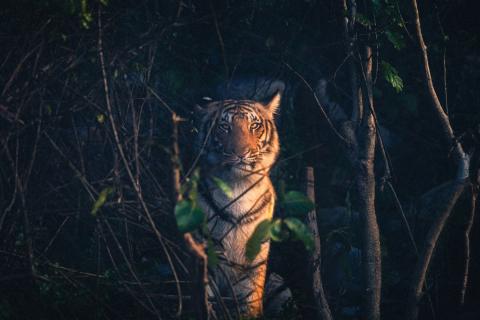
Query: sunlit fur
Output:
[[195, 93, 281, 317]]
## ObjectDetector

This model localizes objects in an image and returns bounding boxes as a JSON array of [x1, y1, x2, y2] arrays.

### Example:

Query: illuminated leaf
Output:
[[382, 61, 404, 93], [269, 218, 288, 242], [356, 13, 372, 27], [283, 191, 315, 217], [96, 114, 105, 124], [284, 217, 314, 251], [174, 200, 205, 233], [91, 187, 114, 216], [246, 219, 271, 262], [212, 176, 233, 198]]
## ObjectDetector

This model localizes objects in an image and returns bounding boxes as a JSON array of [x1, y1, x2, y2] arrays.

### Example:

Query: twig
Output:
[[102, 217, 161, 318], [209, 0, 229, 78], [171, 112, 210, 319], [460, 183, 477, 306], [97, 7, 183, 315], [284, 62, 349, 144]]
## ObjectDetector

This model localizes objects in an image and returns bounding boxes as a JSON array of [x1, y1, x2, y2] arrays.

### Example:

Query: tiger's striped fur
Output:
[[195, 93, 281, 317]]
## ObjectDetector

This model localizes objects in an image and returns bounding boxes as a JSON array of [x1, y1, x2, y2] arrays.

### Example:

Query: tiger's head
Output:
[[196, 92, 281, 177]]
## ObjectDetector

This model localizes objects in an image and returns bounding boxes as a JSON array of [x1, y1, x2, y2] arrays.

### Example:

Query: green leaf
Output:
[[385, 30, 405, 50], [185, 168, 200, 202], [212, 176, 233, 198], [91, 187, 114, 216], [80, 0, 92, 29], [356, 13, 372, 27], [96, 113, 105, 124], [174, 200, 205, 233], [284, 217, 314, 251], [269, 219, 289, 242], [283, 191, 315, 217], [245, 219, 272, 262], [381, 61, 404, 93]]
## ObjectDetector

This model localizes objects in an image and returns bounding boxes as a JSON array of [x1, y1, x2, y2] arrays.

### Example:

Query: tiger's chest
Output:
[[200, 177, 275, 264]]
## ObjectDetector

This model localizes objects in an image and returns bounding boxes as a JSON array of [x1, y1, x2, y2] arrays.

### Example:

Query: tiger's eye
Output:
[[219, 123, 230, 131], [250, 123, 261, 130]]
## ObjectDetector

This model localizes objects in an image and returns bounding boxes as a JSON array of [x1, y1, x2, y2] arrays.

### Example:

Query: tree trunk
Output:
[[405, 1, 471, 319], [305, 167, 333, 320], [357, 46, 381, 320]]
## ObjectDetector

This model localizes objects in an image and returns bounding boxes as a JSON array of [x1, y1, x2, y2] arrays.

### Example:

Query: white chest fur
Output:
[[201, 174, 275, 265]]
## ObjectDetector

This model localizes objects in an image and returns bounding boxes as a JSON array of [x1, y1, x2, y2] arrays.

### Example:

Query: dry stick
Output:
[[3, 132, 37, 281], [406, 1, 471, 319], [171, 113, 210, 320], [40, 217, 70, 257], [304, 167, 333, 320], [0, 143, 19, 232], [460, 183, 477, 306], [102, 217, 161, 317], [45, 133, 96, 200], [209, 0, 229, 78], [96, 7, 183, 316], [97, 221, 156, 314], [16, 104, 44, 280]]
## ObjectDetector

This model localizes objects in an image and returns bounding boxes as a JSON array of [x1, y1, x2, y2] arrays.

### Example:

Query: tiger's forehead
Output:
[[218, 101, 261, 123]]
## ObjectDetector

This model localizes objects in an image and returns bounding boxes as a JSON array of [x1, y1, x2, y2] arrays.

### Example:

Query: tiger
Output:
[[195, 92, 281, 318]]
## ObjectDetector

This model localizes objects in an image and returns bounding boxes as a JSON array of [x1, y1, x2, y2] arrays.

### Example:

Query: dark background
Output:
[[0, 0, 479, 319]]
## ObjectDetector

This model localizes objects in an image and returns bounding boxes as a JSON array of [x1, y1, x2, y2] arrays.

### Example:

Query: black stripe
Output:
[[262, 120, 273, 148], [202, 190, 234, 224], [237, 191, 272, 225]]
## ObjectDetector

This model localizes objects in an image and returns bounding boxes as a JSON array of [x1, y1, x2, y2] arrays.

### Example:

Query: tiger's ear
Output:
[[194, 101, 221, 122], [264, 91, 281, 116]]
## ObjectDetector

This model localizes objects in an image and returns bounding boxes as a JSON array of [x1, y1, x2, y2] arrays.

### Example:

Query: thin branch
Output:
[[209, 0, 229, 78], [406, 1, 471, 318], [284, 62, 349, 144], [97, 7, 183, 315], [171, 112, 211, 320], [410, 0, 465, 164], [460, 183, 477, 306]]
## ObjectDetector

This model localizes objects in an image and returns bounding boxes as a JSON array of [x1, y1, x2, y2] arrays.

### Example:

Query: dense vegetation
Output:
[[1, 0, 479, 319]]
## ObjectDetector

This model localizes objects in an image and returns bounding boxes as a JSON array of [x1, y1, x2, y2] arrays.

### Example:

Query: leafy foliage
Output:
[[174, 169, 206, 234], [246, 219, 273, 262], [174, 200, 205, 233], [212, 176, 233, 198], [381, 61, 404, 92], [282, 191, 315, 217], [283, 217, 314, 251], [246, 189, 315, 261], [91, 187, 114, 216], [385, 30, 405, 50]]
